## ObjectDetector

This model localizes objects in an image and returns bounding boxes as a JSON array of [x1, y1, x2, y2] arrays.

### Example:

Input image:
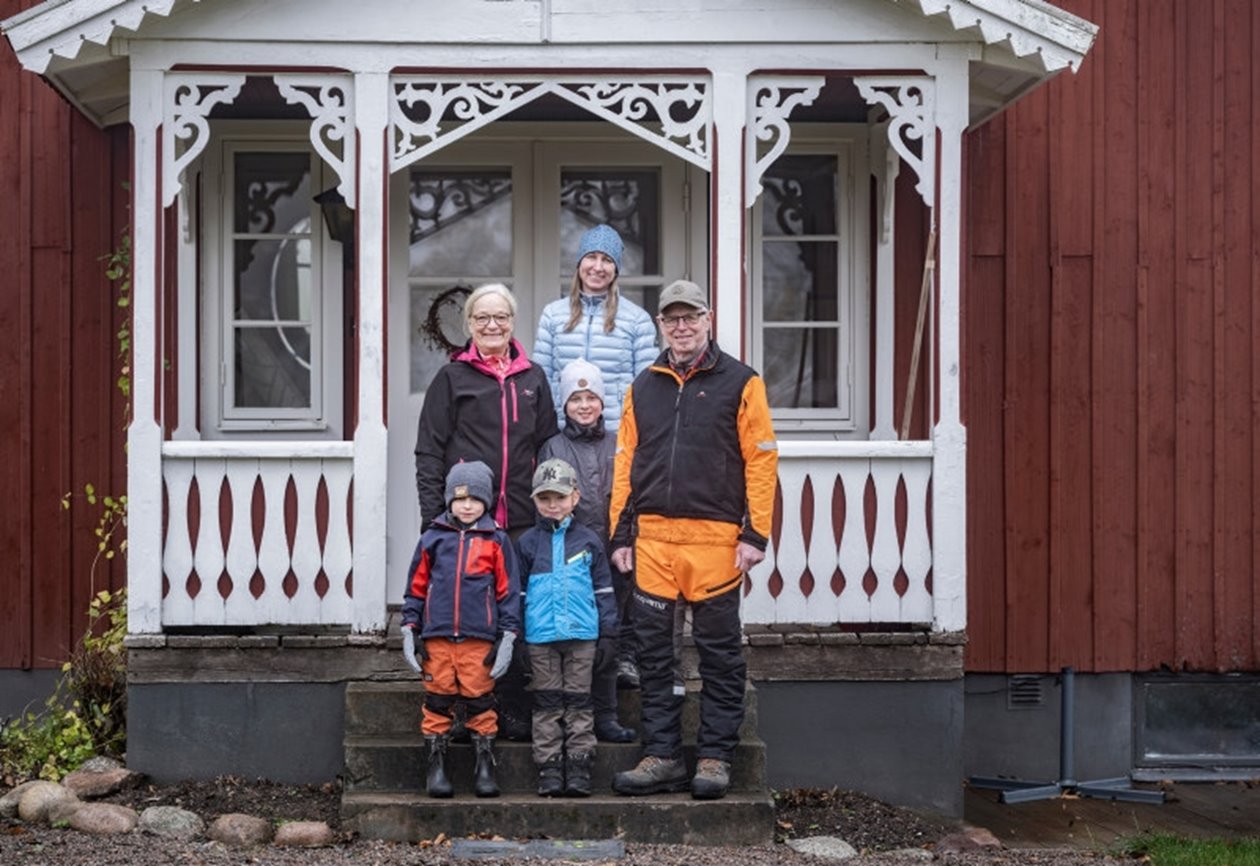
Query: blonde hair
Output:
[[462, 283, 518, 336], [564, 272, 620, 334]]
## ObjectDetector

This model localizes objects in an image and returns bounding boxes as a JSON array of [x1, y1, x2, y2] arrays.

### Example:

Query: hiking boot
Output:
[[595, 717, 637, 743], [616, 658, 640, 690], [612, 755, 688, 795], [565, 752, 593, 798], [536, 756, 565, 797], [690, 758, 731, 800], [424, 734, 453, 798], [471, 734, 499, 798]]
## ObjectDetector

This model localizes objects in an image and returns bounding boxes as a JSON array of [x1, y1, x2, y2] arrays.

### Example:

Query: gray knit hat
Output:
[[445, 460, 494, 510], [575, 224, 623, 273], [559, 358, 605, 410]]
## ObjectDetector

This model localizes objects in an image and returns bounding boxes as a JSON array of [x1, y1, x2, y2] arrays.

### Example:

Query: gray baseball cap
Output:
[[532, 458, 579, 497], [657, 279, 709, 313]]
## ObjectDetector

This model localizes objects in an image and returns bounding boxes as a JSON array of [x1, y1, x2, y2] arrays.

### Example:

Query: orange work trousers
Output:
[[633, 515, 743, 603], [420, 637, 497, 736]]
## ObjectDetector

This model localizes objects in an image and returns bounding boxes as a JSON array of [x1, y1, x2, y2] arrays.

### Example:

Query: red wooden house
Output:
[[1, 0, 1255, 819]]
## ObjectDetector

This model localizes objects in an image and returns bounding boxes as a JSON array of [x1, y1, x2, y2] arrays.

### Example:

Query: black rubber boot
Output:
[[564, 752, 593, 798], [472, 733, 500, 798], [537, 756, 564, 797], [425, 734, 453, 799]]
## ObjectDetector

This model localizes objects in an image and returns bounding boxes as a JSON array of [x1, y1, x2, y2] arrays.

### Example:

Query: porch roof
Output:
[[3, 0, 1096, 129]]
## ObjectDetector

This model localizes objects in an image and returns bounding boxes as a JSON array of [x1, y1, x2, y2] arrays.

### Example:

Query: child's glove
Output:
[[485, 632, 517, 680], [401, 626, 426, 674]]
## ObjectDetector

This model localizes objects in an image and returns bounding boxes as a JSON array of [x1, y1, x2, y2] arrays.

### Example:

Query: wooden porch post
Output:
[[127, 68, 165, 634], [351, 72, 389, 632], [711, 66, 749, 352], [931, 53, 970, 633]]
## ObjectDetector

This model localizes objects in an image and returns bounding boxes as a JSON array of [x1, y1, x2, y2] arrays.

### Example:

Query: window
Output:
[[751, 136, 867, 433], [204, 135, 343, 436]]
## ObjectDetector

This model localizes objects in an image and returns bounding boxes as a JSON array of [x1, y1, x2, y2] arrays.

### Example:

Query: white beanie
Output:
[[559, 359, 605, 409]]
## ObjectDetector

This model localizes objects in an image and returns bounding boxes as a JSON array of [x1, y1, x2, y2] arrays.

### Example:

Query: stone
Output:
[[274, 820, 335, 847], [47, 797, 84, 823], [62, 758, 142, 799], [0, 781, 44, 819], [67, 802, 139, 835], [935, 826, 1003, 853], [17, 781, 79, 824], [786, 836, 859, 861], [139, 805, 206, 840], [208, 812, 274, 846]]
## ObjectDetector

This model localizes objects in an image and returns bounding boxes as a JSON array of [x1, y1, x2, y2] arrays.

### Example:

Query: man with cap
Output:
[[401, 460, 521, 799], [516, 457, 619, 797], [609, 279, 778, 800]]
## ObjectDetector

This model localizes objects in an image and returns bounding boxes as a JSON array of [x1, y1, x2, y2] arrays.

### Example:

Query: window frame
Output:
[[749, 126, 870, 436], [201, 125, 344, 438]]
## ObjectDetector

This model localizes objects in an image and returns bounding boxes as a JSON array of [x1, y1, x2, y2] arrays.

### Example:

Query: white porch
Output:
[[1, 0, 1096, 638]]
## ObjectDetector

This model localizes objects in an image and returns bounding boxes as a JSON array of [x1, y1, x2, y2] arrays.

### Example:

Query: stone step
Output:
[[344, 737, 766, 793], [341, 790, 776, 846], [345, 680, 760, 740]]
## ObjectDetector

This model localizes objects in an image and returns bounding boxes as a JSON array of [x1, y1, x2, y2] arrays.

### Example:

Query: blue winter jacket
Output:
[[515, 515, 617, 645], [533, 292, 657, 431], [401, 511, 522, 642]]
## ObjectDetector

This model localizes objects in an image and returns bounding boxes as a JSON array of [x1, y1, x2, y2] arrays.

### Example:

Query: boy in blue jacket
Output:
[[516, 458, 618, 797], [401, 460, 521, 799]]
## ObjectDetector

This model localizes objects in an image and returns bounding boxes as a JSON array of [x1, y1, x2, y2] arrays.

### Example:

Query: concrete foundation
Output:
[[756, 680, 965, 818], [0, 669, 60, 718], [127, 682, 345, 784]]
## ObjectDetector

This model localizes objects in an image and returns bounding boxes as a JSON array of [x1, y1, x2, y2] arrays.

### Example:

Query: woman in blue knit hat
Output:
[[533, 224, 656, 433]]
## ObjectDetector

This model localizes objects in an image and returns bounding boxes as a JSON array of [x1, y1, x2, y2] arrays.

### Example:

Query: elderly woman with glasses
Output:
[[414, 283, 559, 536]]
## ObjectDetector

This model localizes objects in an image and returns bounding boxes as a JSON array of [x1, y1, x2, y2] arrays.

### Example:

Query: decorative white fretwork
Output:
[[745, 76, 824, 207], [162, 73, 247, 207], [555, 81, 710, 169], [275, 75, 357, 208], [391, 77, 713, 173], [391, 81, 538, 172], [855, 77, 936, 210]]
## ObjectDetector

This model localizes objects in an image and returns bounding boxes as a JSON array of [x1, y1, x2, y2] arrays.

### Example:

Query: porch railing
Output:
[[159, 442, 355, 627], [742, 441, 934, 625]]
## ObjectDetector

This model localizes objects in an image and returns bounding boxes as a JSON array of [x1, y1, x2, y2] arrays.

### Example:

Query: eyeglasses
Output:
[[471, 313, 513, 328], [658, 311, 706, 329]]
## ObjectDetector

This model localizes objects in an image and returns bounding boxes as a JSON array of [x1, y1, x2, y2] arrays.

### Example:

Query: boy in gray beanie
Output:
[[401, 460, 521, 798]]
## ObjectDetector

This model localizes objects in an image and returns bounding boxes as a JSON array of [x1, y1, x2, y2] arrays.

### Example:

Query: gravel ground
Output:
[[0, 778, 1130, 866]]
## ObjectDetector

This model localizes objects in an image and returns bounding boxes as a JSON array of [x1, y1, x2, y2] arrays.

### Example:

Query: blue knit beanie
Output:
[[445, 460, 494, 510], [575, 224, 623, 273]]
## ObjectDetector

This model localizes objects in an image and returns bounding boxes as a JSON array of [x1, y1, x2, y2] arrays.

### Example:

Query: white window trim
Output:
[[750, 124, 870, 438], [201, 123, 344, 439]]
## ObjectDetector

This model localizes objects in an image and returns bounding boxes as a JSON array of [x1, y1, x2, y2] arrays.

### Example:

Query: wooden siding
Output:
[[964, 0, 1260, 673], [0, 0, 129, 670]]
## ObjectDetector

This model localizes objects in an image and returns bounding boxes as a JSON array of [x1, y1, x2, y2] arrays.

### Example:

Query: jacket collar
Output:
[[452, 338, 534, 379], [563, 415, 606, 442]]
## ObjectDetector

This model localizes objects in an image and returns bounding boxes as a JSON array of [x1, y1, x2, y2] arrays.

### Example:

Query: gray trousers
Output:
[[528, 639, 597, 764]]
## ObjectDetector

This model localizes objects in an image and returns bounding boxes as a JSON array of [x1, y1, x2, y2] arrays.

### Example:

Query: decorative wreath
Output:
[[421, 284, 473, 354]]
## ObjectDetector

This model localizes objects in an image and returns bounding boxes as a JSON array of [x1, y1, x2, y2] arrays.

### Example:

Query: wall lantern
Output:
[[314, 187, 356, 265]]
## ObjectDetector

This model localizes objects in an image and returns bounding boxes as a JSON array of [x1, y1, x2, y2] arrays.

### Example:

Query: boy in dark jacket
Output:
[[401, 460, 521, 799], [516, 458, 618, 797]]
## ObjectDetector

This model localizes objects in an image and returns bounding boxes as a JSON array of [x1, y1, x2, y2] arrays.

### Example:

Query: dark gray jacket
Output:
[[538, 416, 615, 542]]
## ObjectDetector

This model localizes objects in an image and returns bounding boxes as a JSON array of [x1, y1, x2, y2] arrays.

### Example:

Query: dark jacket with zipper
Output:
[[401, 511, 521, 642], [415, 339, 559, 531], [610, 342, 778, 551], [538, 416, 615, 542]]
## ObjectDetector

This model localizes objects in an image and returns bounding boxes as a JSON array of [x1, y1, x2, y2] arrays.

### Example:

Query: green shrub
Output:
[[0, 589, 127, 783]]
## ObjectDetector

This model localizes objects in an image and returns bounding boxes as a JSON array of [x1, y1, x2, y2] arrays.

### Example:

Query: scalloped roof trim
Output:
[[903, 0, 1098, 73]]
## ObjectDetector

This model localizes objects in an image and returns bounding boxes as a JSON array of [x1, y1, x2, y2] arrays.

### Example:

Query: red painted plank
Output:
[[1215, 0, 1255, 670], [1003, 86, 1053, 673], [0, 43, 33, 669], [1134, 0, 1179, 671], [964, 254, 1009, 671], [1252, 0, 1260, 671], [1174, 0, 1218, 670], [1091, 0, 1140, 672]]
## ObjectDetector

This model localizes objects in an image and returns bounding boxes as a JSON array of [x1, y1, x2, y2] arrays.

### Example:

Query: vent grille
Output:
[[1007, 675, 1045, 710]]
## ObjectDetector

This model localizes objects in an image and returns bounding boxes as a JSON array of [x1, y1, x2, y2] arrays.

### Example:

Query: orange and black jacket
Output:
[[610, 342, 778, 550]]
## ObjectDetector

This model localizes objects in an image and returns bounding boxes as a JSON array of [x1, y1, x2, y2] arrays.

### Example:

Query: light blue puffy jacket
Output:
[[533, 292, 657, 431]]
